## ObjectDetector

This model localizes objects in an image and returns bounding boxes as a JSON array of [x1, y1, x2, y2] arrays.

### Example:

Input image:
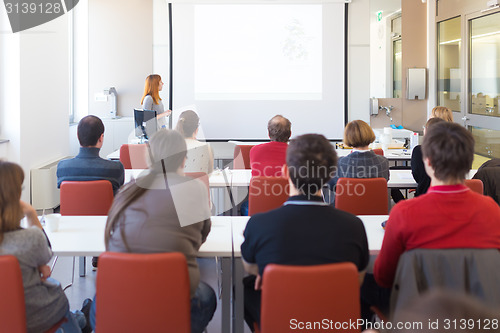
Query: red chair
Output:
[[60, 180, 114, 280], [119, 144, 149, 169], [335, 177, 388, 215], [373, 148, 384, 156], [185, 172, 210, 207], [259, 263, 360, 333], [233, 145, 254, 169], [95, 252, 191, 333], [249, 176, 289, 215], [0, 255, 66, 333], [465, 179, 484, 195], [60, 180, 114, 216]]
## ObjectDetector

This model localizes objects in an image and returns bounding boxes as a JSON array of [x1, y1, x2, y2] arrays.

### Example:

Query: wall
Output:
[[348, 0, 371, 124], [401, 0, 428, 131], [0, 9, 70, 202], [87, 0, 153, 119]]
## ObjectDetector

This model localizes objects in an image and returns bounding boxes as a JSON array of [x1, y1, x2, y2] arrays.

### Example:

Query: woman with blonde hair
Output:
[[0, 161, 90, 333], [175, 110, 214, 175], [88, 129, 216, 333], [141, 74, 171, 127], [431, 106, 453, 122], [329, 120, 389, 187]]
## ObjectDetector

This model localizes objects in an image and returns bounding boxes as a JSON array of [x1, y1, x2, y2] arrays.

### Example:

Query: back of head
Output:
[[393, 290, 500, 333], [286, 134, 337, 196], [431, 106, 453, 122], [148, 129, 187, 172], [0, 161, 24, 241], [268, 115, 292, 142], [77, 115, 105, 147], [175, 110, 200, 138], [343, 120, 376, 148], [422, 122, 474, 183], [141, 74, 162, 105]]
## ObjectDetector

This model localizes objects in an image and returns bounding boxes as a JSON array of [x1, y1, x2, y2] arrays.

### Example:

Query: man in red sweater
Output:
[[250, 115, 291, 177], [374, 122, 500, 289]]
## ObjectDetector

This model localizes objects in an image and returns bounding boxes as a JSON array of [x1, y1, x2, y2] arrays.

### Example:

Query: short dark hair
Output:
[[424, 117, 445, 132], [268, 115, 291, 142], [77, 115, 105, 147], [422, 122, 474, 183], [286, 134, 337, 196]]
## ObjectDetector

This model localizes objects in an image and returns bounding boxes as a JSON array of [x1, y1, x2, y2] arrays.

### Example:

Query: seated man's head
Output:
[[148, 129, 187, 173], [286, 134, 337, 197], [268, 115, 291, 143], [343, 120, 375, 149], [422, 122, 474, 184], [77, 115, 105, 148]]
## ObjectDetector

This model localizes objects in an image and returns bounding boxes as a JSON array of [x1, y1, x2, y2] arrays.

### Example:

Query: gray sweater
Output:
[[107, 172, 211, 297], [0, 227, 68, 333]]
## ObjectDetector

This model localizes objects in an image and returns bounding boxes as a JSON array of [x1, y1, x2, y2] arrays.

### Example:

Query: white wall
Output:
[[0, 8, 71, 202], [348, 0, 371, 123], [87, 0, 153, 119]]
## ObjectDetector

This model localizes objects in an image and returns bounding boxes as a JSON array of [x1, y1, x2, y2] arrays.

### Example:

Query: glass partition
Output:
[[437, 17, 461, 112], [470, 126, 500, 158], [470, 12, 500, 118]]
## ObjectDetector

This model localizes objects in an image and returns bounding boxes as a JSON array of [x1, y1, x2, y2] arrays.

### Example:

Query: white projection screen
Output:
[[169, 1, 345, 140]]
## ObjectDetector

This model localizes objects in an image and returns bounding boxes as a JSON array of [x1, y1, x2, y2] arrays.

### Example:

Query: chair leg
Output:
[[63, 256, 76, 291], [51, 255, 59, 272]]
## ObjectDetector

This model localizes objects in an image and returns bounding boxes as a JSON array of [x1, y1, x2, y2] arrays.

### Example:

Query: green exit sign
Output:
[[376, 11, 383, 22]]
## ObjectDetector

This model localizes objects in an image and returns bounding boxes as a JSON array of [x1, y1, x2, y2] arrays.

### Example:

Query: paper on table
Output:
[[398, 173, 414, 180]]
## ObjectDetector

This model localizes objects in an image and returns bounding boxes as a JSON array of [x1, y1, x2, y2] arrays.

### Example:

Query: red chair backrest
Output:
[[335, 177, 388, 215], [249, 176, 289, 215], [185, 172, 210, 207], [60, 180, 114, 215], [119, 144, 149, 169], [465, 179, 484, 195], [233, 145, 254, 169], [260, 263, 360, 333], [0, 256, 26, 333], [373, 148, 384, 156], [95, 252, 191, 333]]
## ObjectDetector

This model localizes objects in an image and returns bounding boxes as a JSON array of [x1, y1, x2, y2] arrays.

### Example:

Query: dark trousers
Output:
[[243, 275, 261, 331]]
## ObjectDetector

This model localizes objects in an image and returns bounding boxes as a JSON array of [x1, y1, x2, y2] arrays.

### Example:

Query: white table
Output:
[[46, 214, 387, 333]]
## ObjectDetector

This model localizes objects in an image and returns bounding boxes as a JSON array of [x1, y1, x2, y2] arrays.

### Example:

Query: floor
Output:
[[51, 256, 252, 333]]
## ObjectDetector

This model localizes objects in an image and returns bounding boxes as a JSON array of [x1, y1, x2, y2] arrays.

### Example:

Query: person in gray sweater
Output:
[[89, 129, 216, 333], [0, 161, 90, 333]]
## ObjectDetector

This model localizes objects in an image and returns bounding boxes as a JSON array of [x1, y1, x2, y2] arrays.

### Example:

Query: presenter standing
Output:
[[141, 74, 171, 128]]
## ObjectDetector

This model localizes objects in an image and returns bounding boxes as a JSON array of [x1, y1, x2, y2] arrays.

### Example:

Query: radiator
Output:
[[30, 157, 71, 210]]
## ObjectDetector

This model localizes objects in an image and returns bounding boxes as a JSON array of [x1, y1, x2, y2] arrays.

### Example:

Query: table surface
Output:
[[124, 168, 431, 188], [45, 215, 387, 257]]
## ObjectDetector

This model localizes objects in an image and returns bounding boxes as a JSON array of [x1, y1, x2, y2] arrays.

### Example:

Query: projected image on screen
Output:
[[194, 5, 322, 100]]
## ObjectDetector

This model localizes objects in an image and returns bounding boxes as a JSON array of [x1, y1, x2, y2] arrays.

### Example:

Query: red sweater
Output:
[[250, 141, 288, 177], [374, 184, 500, 288]]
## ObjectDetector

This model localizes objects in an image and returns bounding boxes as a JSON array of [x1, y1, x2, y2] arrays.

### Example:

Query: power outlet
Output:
[[94, 93, 108, 102]]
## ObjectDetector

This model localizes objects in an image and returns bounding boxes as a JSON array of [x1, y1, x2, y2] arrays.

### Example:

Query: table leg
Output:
[[221, 257, 232, 333], [79, 256, 86, 277], [233, 257, 245, 333]]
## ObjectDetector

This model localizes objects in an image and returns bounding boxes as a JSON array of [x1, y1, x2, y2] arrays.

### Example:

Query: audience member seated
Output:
[[371, 122, 500, 312], [431, 105, 454, 122], [328, 120, 394, 201], [473, 158, 500, 205], [175, 110, 214, 175], [241, 134, 369, 330], [250, 115, 291, 177], [411, 117, 445, 196], [0, 161, 92, 333], [57, 115, 124, 195], [89, 129, 216, 333]]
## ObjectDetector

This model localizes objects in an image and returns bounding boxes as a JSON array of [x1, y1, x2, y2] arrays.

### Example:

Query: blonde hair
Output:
[[0, 161, 25, 244], [344, 120, 376, 148], [140, 74, 162, 105], [431, 106, 453, 122]]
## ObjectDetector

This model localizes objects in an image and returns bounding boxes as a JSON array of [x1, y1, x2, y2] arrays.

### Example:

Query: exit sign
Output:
[[376, 11, 383, 22]]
